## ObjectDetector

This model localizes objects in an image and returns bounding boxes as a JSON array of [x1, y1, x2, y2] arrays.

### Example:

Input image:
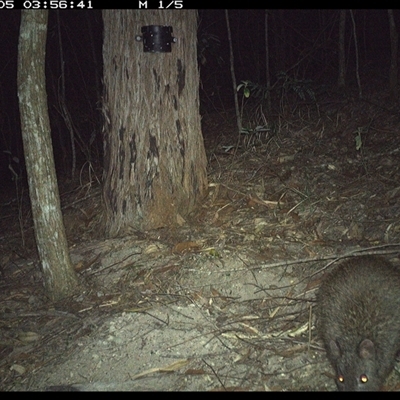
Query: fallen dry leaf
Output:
[[172, 241, 203, 254]]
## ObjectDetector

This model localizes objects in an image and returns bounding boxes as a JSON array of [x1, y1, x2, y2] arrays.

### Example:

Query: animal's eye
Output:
[[360, 374, 368, 384], [338, 375, 344, 383]]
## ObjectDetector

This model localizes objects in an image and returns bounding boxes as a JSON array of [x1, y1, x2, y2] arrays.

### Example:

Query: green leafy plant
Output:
[[237, 80, 269, 100]]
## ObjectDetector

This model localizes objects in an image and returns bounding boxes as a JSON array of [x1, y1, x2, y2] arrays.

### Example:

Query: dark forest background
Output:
[[0, 9, 397, 190]]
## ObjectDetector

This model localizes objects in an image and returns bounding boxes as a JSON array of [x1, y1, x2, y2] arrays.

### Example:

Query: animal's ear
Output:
[[329, 339, 342, 358], [358, 339, 375, 359]]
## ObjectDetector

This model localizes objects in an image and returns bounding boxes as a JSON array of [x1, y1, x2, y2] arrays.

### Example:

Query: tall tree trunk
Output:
[[264, 9, 271, 114], [18, 10, 78, 301], [102, 10, 207, 236], [350, 10, 362, 98], [225, 10, 242, 137], [388, 9, 398, 99], [338, 9, 346, 89]]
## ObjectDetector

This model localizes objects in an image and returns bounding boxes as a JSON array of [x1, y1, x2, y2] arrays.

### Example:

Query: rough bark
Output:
[[102, 10, 207, 236], [18, 10, 78, 301]]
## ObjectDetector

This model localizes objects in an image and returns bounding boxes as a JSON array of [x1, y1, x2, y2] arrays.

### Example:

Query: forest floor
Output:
[[2, 85, 400, 391]]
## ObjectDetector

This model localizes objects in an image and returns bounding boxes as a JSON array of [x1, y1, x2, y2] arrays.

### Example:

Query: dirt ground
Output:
[[2, 86, 400, 391]]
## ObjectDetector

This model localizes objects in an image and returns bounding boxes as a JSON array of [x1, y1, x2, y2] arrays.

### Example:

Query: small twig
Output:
[[249, 244, 400, 293], [254, 244, 400, 273], [308, 305, 312, 353], [86, 250, 142, 275], [202, 358, 226, 390]]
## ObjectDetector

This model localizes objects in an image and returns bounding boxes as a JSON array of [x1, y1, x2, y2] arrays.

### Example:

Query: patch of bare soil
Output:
[[2, 87, 400, 391]]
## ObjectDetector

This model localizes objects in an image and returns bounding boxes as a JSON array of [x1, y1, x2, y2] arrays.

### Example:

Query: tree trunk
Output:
[[17, 10, 78, 301], [264, 9, 271, 114], [350, 10, 362, 98], [225, 10, 242, 137], [338, 10, 346, 89], [102, 10, 208, 236], [388, 9, 398, 99]]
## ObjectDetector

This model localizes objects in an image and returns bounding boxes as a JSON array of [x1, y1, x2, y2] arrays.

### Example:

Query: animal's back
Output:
[[316, 255, 400, 391]]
